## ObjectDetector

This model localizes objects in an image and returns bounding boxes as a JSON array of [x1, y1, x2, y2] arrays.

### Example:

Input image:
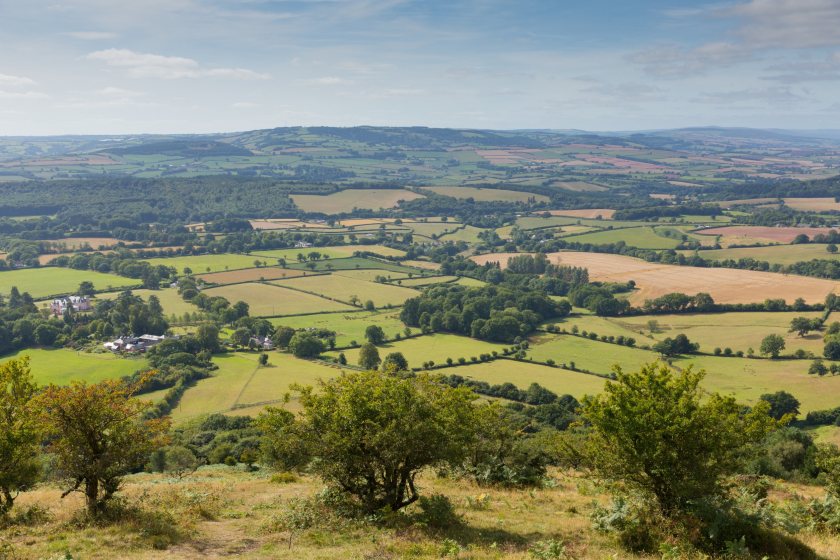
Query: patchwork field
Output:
[[202, 282, 353, 316], [271, 274, 419, 306], [0, 267, 138, 298], [717, 197, 840, 212], [472, 251, 840, 304], [291, 189, 425, 213], [270, 310, 407, 347], [401, 259, 441, 271], [527, 333, 658, 374], [551, 180, 609, 192], [1, 348, 146, 386], [287, 256, 420, 274], [328, 333, 508, 368], [419, 186, 549, 203], [196, 267, 311, 285], [397, 275, 458, 287], [696, 225, 838, 244], [332, 269, 410, 282]]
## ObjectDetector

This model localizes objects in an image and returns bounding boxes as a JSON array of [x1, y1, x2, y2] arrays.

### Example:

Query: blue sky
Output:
[[0, 0, 838, 134]]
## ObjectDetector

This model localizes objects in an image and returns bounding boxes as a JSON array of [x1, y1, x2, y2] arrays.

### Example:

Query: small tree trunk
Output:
[[0, 487, 14, 515]]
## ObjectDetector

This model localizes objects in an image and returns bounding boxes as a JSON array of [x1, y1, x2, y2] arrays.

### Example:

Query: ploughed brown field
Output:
[[696, 225, 838, 244], [471, 251, 840, 305], [545, 208, 615, 219]]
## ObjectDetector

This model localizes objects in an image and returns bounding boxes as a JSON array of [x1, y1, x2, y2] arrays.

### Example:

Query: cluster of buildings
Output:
[[249, 335, 275, 350], [103, 334, 166, 353], [49, 296, 92, 316]]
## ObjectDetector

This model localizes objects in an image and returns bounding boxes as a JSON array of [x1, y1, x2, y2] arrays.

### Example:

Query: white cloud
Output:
[[299, 76, 349, 86], [729, 0, 840, 49], [0, 90, 48, 99], [232, 101, 259, 108], [0, 73, 37, 87], [692, 86, 807, 106], [86, 49, 269, 80], [763, 53, 840, 82], [65, 31, 117, 40], [629, 42, 750, 77]]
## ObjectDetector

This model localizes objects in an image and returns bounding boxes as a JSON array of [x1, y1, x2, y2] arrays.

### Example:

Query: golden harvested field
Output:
[[683, 244, 840, 266], [196, 267, 311, 285], [401, 259, 441, 270], [203, 282, 353, 316], [248, 219, 331, 230], [551, 180, 608, 192], [291, 189, 425, 213], [545, 208, 615, 219], [716, 197, 840, 211], [37, 237, 121, 250], [419, 186, 549, 203], [696, 225, 838, 244], [250, 244, 406, 260], [271, 273, 419, 306], [472, 251, 840, 304]]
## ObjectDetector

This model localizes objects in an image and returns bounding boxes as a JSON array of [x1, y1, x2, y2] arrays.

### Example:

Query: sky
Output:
[[0, 0, 839, 135]]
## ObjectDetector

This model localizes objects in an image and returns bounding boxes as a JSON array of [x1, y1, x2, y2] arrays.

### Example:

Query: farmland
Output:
[[696, 225, 839, 244], [95, 288, 199, 316], [141, 253, 267, 273], [419, 186, 550, 203], [291, 188, 425, 213], [0, 348, 146, 385], [546, 208, 615, 219], [564, 226, 681, 249], [328, 333, 509, 368], [250, 244, 406, 260], [0, 267, 138, 298], [271, 309, 407, 347], [684, 244, 840, 265], [271, 273, 419, 306], [472, 251, 840, 305], [203, 282, 354, 316], [196, 266, 311, 285]]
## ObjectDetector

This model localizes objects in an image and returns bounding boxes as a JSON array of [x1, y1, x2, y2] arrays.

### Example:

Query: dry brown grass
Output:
[[8, 467, 840, 560]]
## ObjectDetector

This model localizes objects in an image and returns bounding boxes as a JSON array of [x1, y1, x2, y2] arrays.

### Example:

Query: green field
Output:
[[250, 244, 406, 260], [437, 225, 485, 243], [672, 354, 840, 413], [272, 274, 419, 306], [95, 287, 199, 316], [565, 226, 681, 249], [684, 244, 840, 265], [327, 333, 509, 368], [0, 267, 138, 298], [527, 333, 659, 374], [271, 309, 407, 347], [287, 256, 421, 274], [443, 359, 608, 399], [454, 276, 486, 287], [1, 348, 147, 385], [419, 186, 550, 203], [291, 189, 425, 213], [332, 269, 411, 282], [615, 311, 826, 355], [203, 282, 354, 316], [142, 253, 265, 274], [172, 352, 342, 421], [397, 275, 458, 287]]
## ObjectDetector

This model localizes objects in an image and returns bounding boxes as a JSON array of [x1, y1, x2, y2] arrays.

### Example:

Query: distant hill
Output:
[[103, 139, 253, 158]]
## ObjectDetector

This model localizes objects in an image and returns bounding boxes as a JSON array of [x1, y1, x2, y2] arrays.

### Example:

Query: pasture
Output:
[[250, 244, 406, 260], [565, 226, 680, 249], [419, 186, 549, 203], [472, 251, 840, 305], [332, 269, 410, 282], [271, 274, 419, 306], [444, 359, 608, 399], [37, 237, 121, 250], [202, 282, 354, 316], [401, 259, 441, 271], [287, 256, 420, 274], [1, 348, 146, 386], [397, 275, 458, 287], [527, 333, 658, 375], [437, 225, 485, 244], [328, 333, 508, 368], [614, 311, 827, 356], [291, 189, 425, 213], [142, 253, 265, 274], [95, 288, 198, 316], [0, 267, 137, 298], [171, 352, 343, 421], [196, 267, 311, 285], [271, 309, 407, 347]]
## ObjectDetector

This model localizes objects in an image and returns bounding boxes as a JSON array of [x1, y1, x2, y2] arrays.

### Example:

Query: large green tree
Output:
[[581, 362, 776, 514], [0, 358, 40, 515], [284, 371, 478, 512]]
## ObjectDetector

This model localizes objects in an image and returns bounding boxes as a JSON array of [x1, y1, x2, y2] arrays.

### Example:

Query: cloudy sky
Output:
[[0, 0, 839, 135]]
